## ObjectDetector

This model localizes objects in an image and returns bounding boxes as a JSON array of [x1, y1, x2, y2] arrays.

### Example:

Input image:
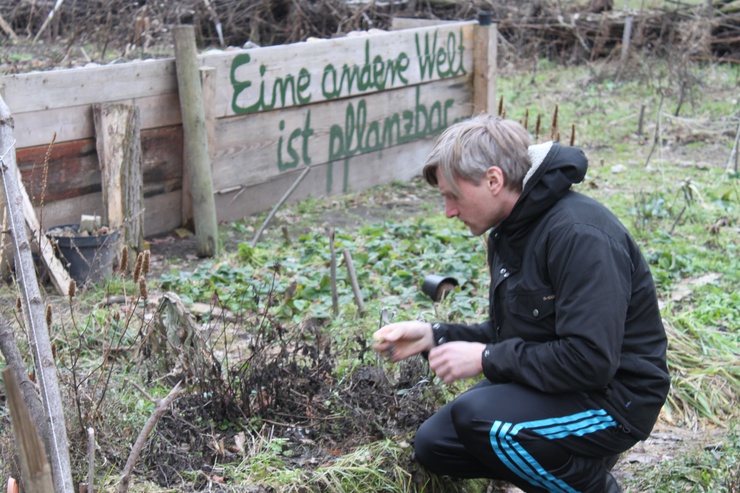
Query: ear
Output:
[[484, 166, 505, 194]]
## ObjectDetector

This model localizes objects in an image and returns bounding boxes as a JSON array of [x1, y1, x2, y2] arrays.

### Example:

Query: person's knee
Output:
[[449, 394, 479, 442], [413, 419, 439, 471]]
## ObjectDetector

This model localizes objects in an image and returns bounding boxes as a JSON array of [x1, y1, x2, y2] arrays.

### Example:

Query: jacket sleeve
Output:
[[481, 223, 633, 393], [430, 320, 495, 346]]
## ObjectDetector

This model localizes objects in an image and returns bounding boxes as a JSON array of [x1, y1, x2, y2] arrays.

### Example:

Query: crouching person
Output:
[[373, 115, 669, 493]]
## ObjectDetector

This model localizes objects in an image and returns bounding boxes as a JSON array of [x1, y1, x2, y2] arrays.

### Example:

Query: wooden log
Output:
[[92, 102, 144, 255], [173, 25, 219, 257], [473, 16, 498, 115], [0, 96, 74, 493], [2, 369, 54, 493]]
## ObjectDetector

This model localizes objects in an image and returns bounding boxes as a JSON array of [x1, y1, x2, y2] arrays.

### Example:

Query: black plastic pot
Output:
[[48, 224, 120, 286], [422, 274, 459, 302]]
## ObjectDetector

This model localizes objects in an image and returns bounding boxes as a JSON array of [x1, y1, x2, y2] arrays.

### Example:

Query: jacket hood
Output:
[[487, 142, 588, 270], [502, 142, 588, 235]]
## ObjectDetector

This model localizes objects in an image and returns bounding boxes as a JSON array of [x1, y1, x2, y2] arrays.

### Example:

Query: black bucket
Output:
[[48, 224, 120, 286]]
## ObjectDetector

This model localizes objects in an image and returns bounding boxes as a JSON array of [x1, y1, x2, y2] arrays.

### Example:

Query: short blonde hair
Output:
[[422, 115, 531, 196]]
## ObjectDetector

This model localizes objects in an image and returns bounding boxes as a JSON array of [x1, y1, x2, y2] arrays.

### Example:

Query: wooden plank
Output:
[[3, 21, 473, 145], [2, 369, 54, 493], [1, 58, 177, 114], [143, 191, 182, 236], [17, 139, 100, 203], [12, 93, 181, 148], [391, 17, 457, 30], [201, 21, 475, 117], [211, 76, 472, 193], [35, 190, 181, 238], [214, 137, 435, 222], [17, 126, 182, 206], [35, 192, 103, 231]]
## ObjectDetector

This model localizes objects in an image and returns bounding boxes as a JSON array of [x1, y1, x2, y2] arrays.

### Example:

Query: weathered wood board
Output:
[[12, 93, 182, 149], [212, 76, 472, 192], [0, 20, 485, 237], [215, 137, 437, 222]]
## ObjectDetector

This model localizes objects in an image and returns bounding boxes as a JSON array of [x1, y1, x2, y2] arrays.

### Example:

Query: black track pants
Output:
[[414, 380, 638, 492]]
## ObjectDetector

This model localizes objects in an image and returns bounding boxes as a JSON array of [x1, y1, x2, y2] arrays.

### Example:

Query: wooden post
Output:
[[92, 102, 144, 255], [621, 16, 634, 62], [473, 12, 497, 115], [0, 96, 74, 493], [180, 66, 217, 229], [3, 369, 54, 493], [173, 25, 219, 257]]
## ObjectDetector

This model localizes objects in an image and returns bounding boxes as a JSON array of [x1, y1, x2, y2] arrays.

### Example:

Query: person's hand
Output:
[[372, 320, 434, 362], [428, 342, 485, 384]]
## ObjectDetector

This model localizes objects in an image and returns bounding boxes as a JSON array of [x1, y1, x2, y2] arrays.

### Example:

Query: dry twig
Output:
[[117, 381, 182, 493]]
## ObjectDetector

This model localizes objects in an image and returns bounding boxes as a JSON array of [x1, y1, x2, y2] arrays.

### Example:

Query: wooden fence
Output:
[[0, 18, 496, 238]]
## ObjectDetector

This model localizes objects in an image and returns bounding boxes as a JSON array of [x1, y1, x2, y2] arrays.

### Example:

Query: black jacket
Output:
[[431, 142, 670, 440]]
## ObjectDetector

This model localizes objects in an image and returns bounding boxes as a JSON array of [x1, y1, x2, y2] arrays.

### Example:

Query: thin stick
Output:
[[117, 381, 182, 493], [727, 121, 740, 174], [343, 249, 365, 314], [644, 92, 665, 168], [329, 229, 338, 317], [0, 12, 19, 42], [87, 428, 95, 493], [250, 167, 310, 248], [33, 0, 65, 43]]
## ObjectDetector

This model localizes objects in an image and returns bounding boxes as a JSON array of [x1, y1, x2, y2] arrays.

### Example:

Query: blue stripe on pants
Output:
[[489, 409, 617, 492]]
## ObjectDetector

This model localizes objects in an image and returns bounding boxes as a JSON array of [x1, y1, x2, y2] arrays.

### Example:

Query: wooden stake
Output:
[[329, 228, 338, 317], [87, 428, 95, 493], [343, 249, 365, 314], [173, 25, 219, 257], [727, 122, 740, 174], [473, 16, 498, 115], [550, 104, 559, 141], [570, 124, 576, 146]]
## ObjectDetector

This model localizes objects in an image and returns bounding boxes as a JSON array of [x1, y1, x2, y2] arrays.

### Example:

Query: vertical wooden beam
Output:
[[92, 102, 144, 255], [181, 66, 217, 228], [0, 96, 74, 493], [473, 13, 498, 116], [173, 25, 219, 257]]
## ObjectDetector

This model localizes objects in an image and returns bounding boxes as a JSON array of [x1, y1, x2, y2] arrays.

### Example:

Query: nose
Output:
[[445, 198, 458, 219]]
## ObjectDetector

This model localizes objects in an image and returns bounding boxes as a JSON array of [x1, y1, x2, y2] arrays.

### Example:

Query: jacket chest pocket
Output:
[[508, 290, 556, 323]]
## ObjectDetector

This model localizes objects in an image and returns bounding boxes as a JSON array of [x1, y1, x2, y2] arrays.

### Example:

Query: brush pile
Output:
[[1, 0, 739, 73]]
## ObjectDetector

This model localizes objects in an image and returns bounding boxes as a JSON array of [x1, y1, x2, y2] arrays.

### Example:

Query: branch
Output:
[[117, 381, 182, 493]]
